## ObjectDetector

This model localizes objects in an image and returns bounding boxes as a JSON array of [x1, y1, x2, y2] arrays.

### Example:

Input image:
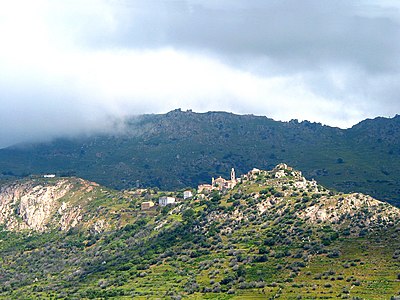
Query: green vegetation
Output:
[[0, 166, 399, 299]]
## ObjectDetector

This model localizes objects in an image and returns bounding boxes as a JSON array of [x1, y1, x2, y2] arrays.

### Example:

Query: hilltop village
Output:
[[139, 163, 312, 211]]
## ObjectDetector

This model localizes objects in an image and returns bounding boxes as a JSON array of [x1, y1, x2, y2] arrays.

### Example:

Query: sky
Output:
[[0, 0, 400, 148]]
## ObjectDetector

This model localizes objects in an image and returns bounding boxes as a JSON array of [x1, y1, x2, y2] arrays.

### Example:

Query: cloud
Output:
[[85, 0, 400, 73], [0, 0, 399, 147]]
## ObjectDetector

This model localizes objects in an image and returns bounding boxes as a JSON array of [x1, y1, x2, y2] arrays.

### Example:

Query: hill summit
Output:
[[0, 164, 399, 299]]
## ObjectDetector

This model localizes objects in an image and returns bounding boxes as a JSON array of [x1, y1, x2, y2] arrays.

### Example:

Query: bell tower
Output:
[[231, 168, 236, 182]]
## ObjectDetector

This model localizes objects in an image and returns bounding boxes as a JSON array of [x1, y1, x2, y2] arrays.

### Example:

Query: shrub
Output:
[[236, 265, 246, 277], [254, 255, 268, 263], [327, 250, 341, 258], [220, 275, 235, 285], [264, 238, 276, 246]]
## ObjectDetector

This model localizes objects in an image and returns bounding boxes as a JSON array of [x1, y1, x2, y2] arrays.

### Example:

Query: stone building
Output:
[[141, 201, 155, 210], [198, 168, 237, 192]]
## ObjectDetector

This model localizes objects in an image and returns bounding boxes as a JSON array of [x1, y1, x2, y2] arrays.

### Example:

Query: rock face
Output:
[[297, 192, 400, 228], [0, 179, 84, 231]]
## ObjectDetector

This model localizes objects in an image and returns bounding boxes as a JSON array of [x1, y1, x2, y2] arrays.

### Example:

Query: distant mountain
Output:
[[0, 109, 400, 206], [1, 165, 399, 299]]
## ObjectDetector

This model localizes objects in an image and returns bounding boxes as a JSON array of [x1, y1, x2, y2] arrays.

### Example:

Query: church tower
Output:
[[231, 168, 236, 182]]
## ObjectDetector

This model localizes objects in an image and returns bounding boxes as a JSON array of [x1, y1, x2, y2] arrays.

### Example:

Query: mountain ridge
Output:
[[0, 110, 399, 206]]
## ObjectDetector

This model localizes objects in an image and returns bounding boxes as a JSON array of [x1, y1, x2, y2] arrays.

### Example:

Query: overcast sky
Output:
[[0, 0, 400, 148]]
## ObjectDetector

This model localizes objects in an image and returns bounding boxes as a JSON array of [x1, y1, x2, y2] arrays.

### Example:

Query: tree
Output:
[[236, 265, 246, 277], [211, 191, 221, 202], [183, 208, 195, 224]]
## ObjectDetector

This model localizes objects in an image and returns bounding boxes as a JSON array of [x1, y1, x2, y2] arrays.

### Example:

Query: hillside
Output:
[[0, 165, 399, 299], [0, 177, 131, 233], [0, 110, 400, 207]]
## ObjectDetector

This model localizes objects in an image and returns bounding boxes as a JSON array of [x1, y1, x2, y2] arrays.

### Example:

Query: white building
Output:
[[43, 174, 56, 178], [183, 190, 193, 199], [159, 196, 176, 206]]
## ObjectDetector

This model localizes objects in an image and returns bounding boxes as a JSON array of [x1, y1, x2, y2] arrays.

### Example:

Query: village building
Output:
[[198, 168, 237, 192], [141, 201, 155, 210], [183, 190, 193, 199], [273, 163, 294, 178], [275, 163, 292, 171], [159, 196, 176, 206], [249, 168, 260, 174], [243, 168, 261, 180], [197, 184, 213, 193], [43, 174, 56, 178]]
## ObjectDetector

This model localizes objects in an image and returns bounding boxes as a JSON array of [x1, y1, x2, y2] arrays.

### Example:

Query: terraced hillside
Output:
[[0, 165, 399, 299]]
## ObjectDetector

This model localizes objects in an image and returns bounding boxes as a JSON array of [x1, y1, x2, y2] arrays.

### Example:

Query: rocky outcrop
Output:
[[0, 179, 90, 232], [297, 192, 400, 227]]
